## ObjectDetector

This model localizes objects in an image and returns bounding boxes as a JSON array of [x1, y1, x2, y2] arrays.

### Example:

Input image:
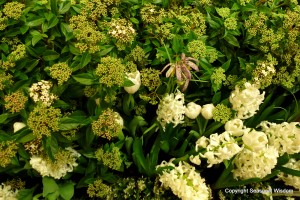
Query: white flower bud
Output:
[[13, 122, 26, 133], [185, 102, 201, 119], [124, 70, 141, 94], [242, 130, 268, 151], [225, 119, 246, 136], [115, 112, 124, 127], [201, 104, 215, 120]]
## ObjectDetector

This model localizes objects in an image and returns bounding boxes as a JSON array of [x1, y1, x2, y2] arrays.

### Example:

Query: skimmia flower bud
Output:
[[185, 102, 201, 119], [201, 104, 215, 119], [124, 70, 141, 94]]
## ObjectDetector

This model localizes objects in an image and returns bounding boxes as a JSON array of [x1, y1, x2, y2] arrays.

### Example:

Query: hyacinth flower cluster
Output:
[[1, 0, 300, 199]]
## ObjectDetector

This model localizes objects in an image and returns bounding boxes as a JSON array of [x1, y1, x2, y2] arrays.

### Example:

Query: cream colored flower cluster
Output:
[[0, 183, 18, 200], [229, 82, 265, 119], [156, 90, 185, 128], [195, 131, 243, 167], [29, 147, 80, 179], [29, 80, 57, 106], [232, 146, 278, 180], [157, 159, 210, 200], [259, 121, 300, 155], [277, 158, 300, 190]]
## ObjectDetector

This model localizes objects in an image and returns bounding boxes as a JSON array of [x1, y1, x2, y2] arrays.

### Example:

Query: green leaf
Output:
[[0, 113, 8, 124], [132, 138, 148, 171], [72, 73, 97, 85], [98, 46, 114, 56], [224, 34, 240, 47], [44, 136, 59, 161], [43, 50, 60, 61], [43, 177, 59, 197], [123, 78, 135, 87], [221, 59, 231, 71], [59, 182, 74, 200], [59, 1, 71, 14], [160, 140, 170, 152], [59, 111, 90, 130], [17, 188, 35, 200], [80, 52, 91, 68], [27, 18, 45, 27], [278, 166, 300, 177], [130, 17, 139, 24], [238, 57, 246, 70], [60, 23, 73, 41], [172, 35, 182, 54], [85, 126, 94, 147]]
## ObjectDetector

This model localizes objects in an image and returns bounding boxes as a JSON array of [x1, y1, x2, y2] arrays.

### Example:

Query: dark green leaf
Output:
[[0, 113, 8, 124], [80, 52, 91, 68], [130, 17, 139, 24], [42, 50, 60, 61], [27, 18, 45, 27], [224, 34, 240, 47], [72, 73, 97, 85], [44, 136, 59, 161]]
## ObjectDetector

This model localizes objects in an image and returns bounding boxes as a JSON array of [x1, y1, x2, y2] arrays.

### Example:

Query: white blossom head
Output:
[[124, 70, 141, 94], [229, 82, 265, 119], [201, 104, 215, 120], [277, 158, 300, 190], [225, 119, 247, 136], [185, 102, 202, 119], [156, 90, 185, 129], [0, 183, 18, 200], [156, 159, 210, 200], [242, 129, 268, 151], [233, 146, 278, 180]]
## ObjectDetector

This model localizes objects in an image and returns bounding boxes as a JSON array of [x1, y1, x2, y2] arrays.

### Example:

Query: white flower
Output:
[[242, 129, 268, 151], [29, 80, 57, 106], [156, 90, 185, 129], [190, 155, 201, 165], [114, 112, 124, 127], [277, 159, 300, 190], [185, 102, 202, 119], [30, 147, 80, 179], [124, 70, 141, 94], [157, 160, 210, 200], [201, 104, 215, 120], [13, 122, 26, 133], [229, 82, 265, 119], [198, 131, 243, 168], [195, 136, 209, 151], [224, 119, 247, 137], [258, 121, 300, 155], [233, 146, 279, 180], [0, 183, 18, 200]]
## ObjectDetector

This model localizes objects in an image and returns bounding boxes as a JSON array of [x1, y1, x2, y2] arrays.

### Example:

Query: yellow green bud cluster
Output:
[[212, 104, 232, 124], [49, 62, 72, 85], [196, 0, 212, 5], [92, 108, 123, 140], [108, 18, 136, 44], [211, 68, 226, 87], [9, 44, 26, 61], [4, 178, 25, 191], [127, 46, 146, 65], [4, 91, 28, 113], [0, 71, 13, 90], [135, 105, 146, 116], [140, 68, 161, 91], [83, 86, 97, 97], [29, 80, 58, 106], [2, 2, 25, 20], [61, 129, 78, 140], [187, 40, 206, 59], [140, 4, 166, 24], [154, 23, 175, 41], [24, 138, 43, 155], [0, 12, 8, 30], [69, 15, 105, 53], [95, 146, 123, 170], [244, 12, 267, 37], [239, 0, 251, 6], [27, 104, 62, 138], [125, 61, 137, 73], [224, 17, 238, 30], [87, 179, 112, 198], [216, 7, 231, 18], [96, 56, 126, 87], [252, 63, 276, 89], [0, 140, 18, 167]]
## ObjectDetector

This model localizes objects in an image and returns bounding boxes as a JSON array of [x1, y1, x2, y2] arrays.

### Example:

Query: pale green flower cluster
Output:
[[4, 90, 28, 113], [0, 140, 19, 168], [95, 147, 123, 171], [49, 62, 72, 85]]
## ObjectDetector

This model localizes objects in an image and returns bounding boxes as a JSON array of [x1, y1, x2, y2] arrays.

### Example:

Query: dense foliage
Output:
[[1, 0, 300, 199]]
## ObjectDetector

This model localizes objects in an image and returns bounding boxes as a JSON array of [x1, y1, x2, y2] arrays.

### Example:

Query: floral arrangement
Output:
[[1, 0, 300, 199]]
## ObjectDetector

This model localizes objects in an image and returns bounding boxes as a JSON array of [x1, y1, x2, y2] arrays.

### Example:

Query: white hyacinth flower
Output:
[[124, 70, 141, 94], [201, 104, 215, 120], [229, 82, 265, 119], [13, 122, 26, 133], [185, 102, 202, 119], [242, 129, 268, 151], [0, 183, 18, 200]]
